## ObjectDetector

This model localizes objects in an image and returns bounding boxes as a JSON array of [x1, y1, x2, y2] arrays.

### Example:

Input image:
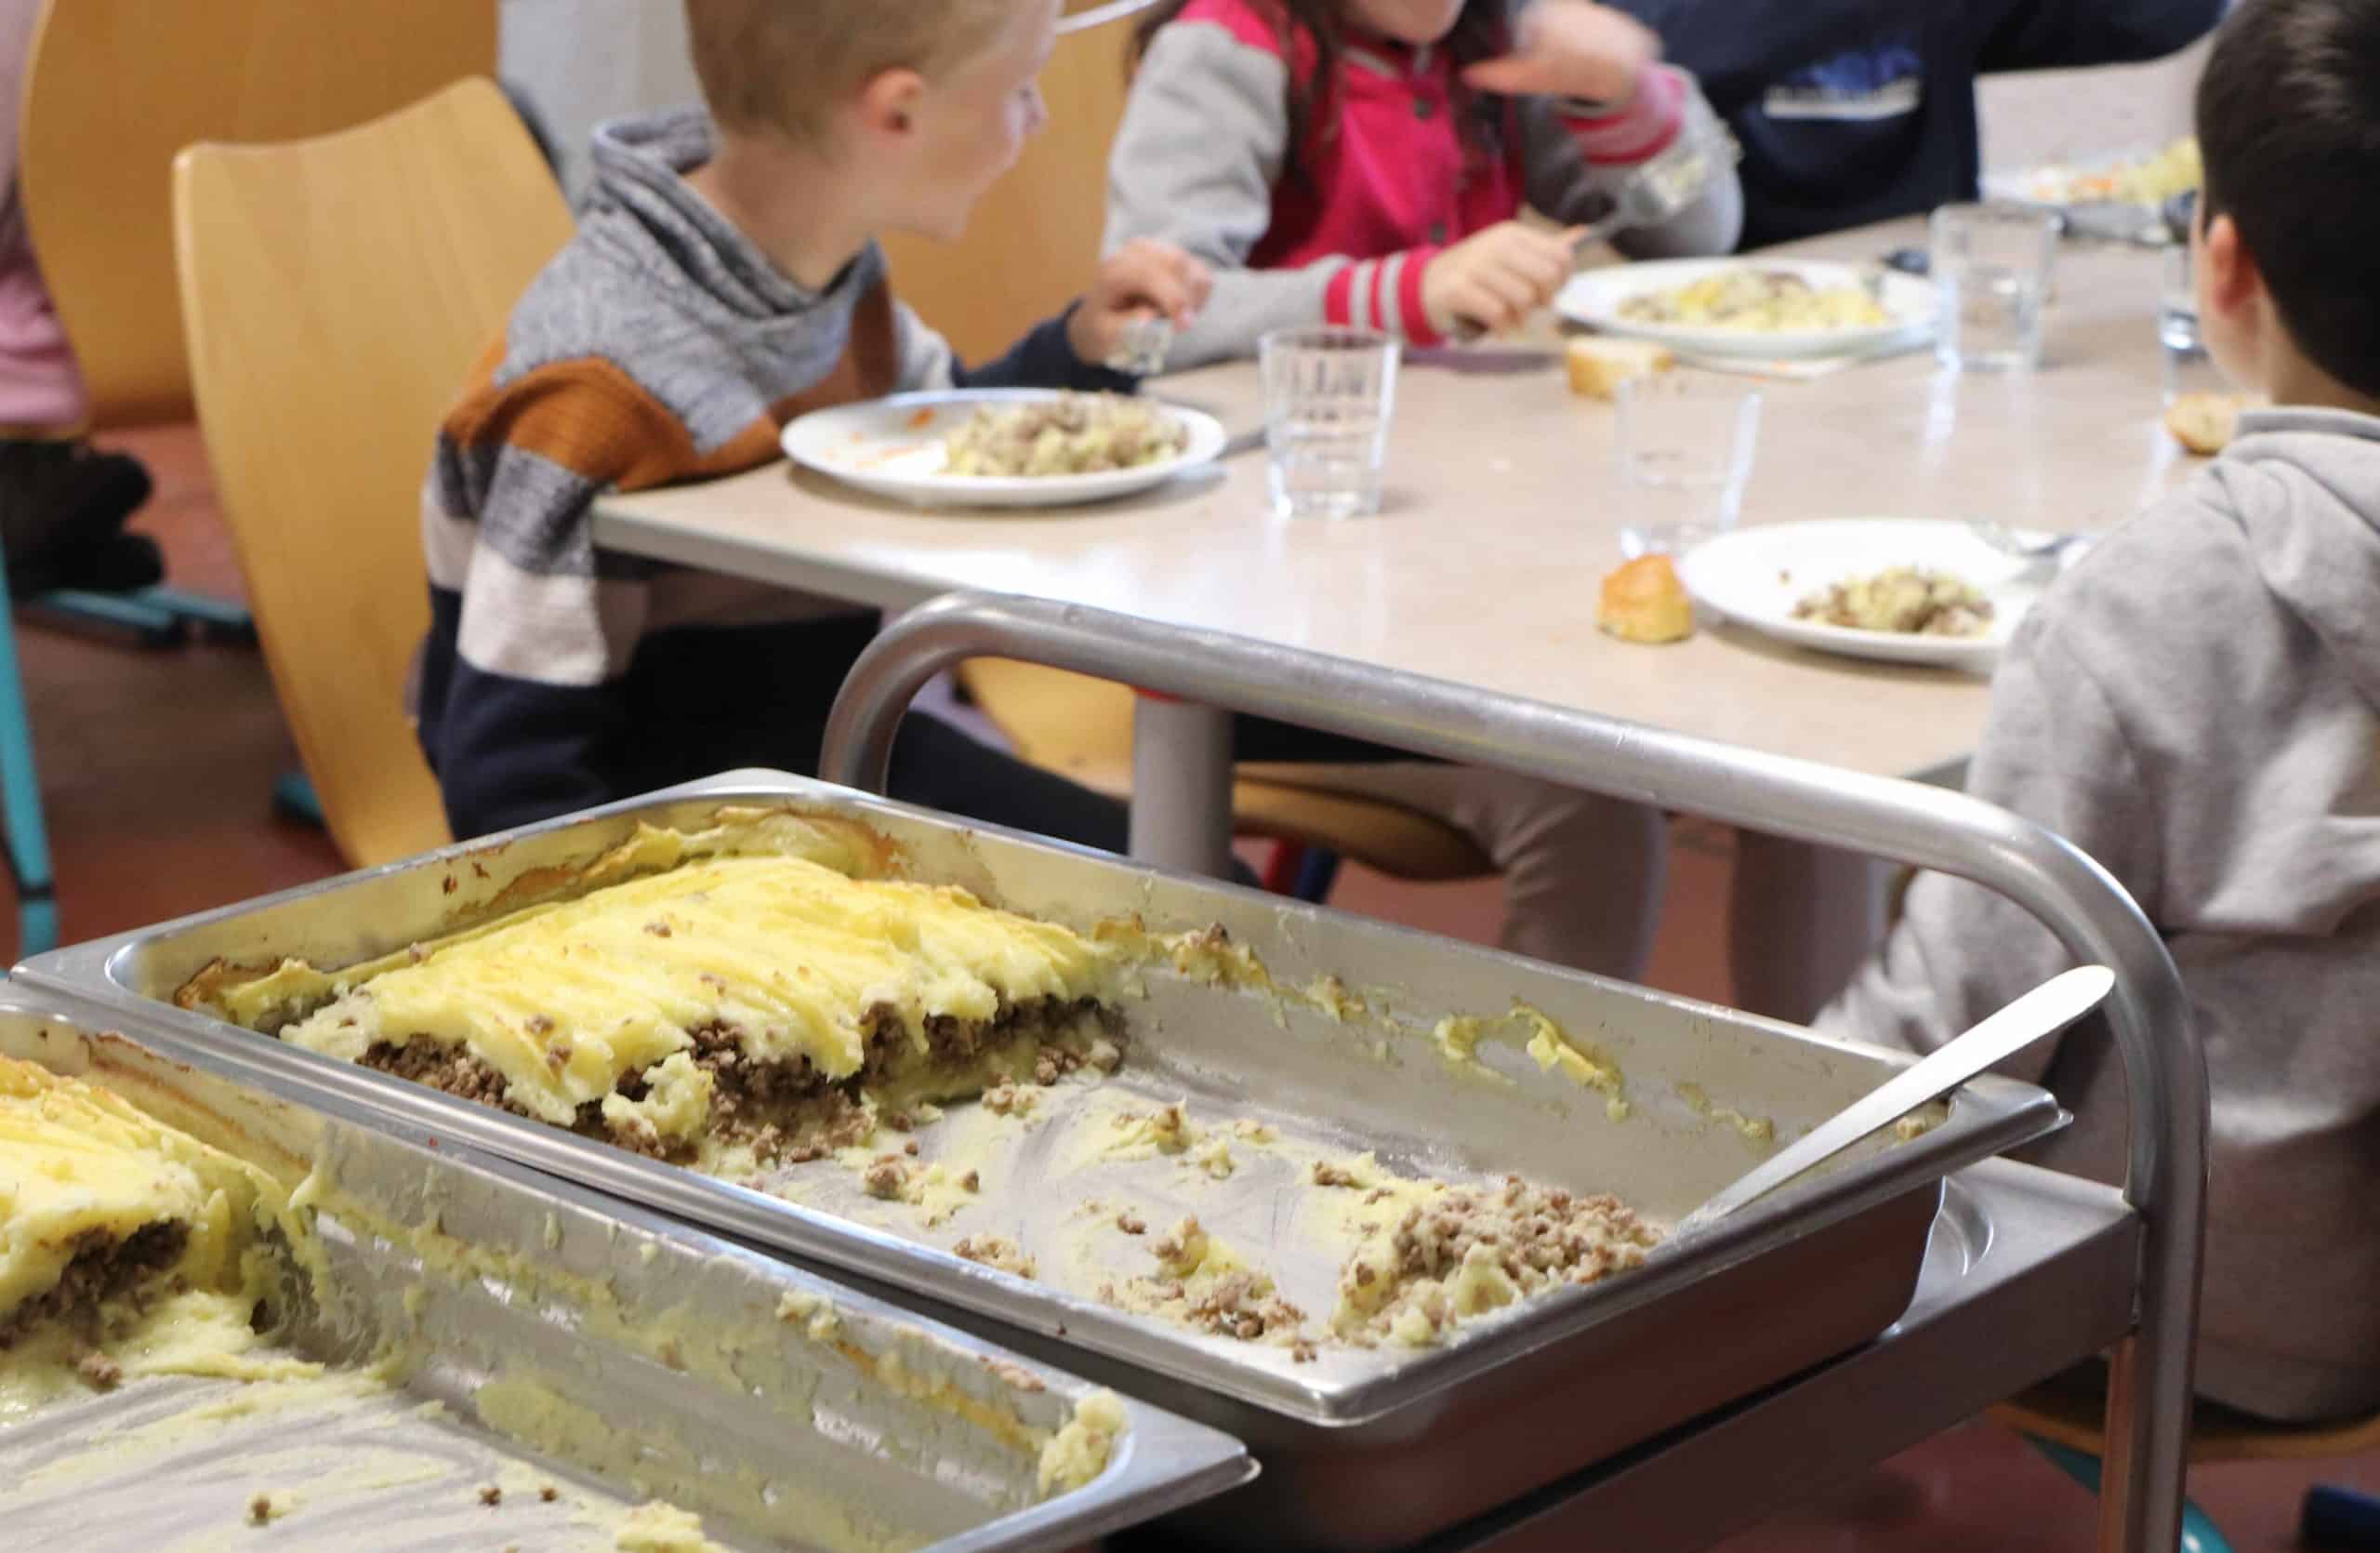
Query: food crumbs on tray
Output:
[[1116, 1211, 1147, 1236], [1675, 1082, 1777, 1150], [480, 1483, 503, 1506], [1037, 1388, 1129, 1496], [1336, 1176, 1660, 1348], [614, 1500, 721, 1552], [982, 1082, 1038, 1118], [1105, 1100, 1196, 1157], [953, 1235, 1038, 1280], [246, 1491, 291, 1526], [542, 1483, 561, 1503], [1191, 1136, 1236, 1179]]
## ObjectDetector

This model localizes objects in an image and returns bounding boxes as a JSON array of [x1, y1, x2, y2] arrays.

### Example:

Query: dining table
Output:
[[592, 215, 2197, 877]]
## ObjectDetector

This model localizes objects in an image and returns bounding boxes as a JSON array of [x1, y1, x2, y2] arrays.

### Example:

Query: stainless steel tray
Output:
[[0, 995, 1250, 1552], [20, 776, 2064, 1549]]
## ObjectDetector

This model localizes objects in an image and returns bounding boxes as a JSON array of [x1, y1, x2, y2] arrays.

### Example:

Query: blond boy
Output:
[[416, 1, 1205, 843]]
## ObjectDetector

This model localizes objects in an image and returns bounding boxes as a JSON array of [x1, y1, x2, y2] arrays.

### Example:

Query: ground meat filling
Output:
[[355, 995, 1119, 1164], [0, 1220, 191, 1348]]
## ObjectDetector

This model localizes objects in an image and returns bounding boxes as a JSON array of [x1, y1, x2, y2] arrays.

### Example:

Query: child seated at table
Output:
[[413, 0, 1206, 846], [1090, 0, 1736, 978], [1104, 0, 1742, 365], [1825, 0, 2380, 1422]]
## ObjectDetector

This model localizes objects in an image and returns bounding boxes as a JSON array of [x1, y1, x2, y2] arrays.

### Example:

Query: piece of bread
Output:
[[1567, 337, 1674, 401], [2163, 392, 2250, 456], [1597, 555, 1696, 644]]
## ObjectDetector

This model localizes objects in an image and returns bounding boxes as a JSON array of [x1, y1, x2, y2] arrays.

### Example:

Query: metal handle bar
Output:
[[820, 590, 2204, 1553]]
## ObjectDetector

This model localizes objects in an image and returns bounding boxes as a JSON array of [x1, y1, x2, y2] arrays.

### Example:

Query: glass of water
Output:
[[1260, 327, 1398, 520], [1613, 374, 1763, 559], [1931, 203, 2060, 372], [2159, 241, 2229, 402]]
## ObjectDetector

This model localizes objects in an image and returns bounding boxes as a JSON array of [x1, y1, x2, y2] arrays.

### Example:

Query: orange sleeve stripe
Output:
[[439, 281, 909, 494]]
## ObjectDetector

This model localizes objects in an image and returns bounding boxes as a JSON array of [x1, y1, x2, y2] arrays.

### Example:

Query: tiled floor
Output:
[[17, 424, 2367, 1551]]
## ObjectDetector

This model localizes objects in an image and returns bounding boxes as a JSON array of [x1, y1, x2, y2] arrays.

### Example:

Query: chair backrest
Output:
[[22, 0, 497, 428], [878, 0, 1135, 364], [173, 77, 573, 867]]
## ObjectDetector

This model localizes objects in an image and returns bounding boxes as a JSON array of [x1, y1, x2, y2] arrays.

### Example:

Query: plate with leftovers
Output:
[[1555, 258, 1937, 360], [783, 389, 1227, 509], [1983, 135, 2201, 244], [1676, 518, 2052, 669]]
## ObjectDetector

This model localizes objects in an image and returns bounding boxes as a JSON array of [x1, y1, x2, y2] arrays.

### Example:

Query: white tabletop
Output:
[[594, 219, 2197, 780]]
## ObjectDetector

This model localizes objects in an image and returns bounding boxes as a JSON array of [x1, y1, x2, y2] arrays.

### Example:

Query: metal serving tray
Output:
[[20, 774, 2065, 1549], [0, 996, 1250, 1552]]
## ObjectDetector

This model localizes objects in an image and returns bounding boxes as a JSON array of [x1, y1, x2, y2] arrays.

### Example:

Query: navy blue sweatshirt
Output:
[[1610, 0, 2225, 247]]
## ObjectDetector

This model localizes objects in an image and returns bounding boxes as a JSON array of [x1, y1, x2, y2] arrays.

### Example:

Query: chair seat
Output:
[[957, 659, 1493, 883], [1994, 1366, 2380, 1464]]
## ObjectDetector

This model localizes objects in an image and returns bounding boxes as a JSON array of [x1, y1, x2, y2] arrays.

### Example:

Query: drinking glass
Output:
[[1613, 374, 1763, 559], [1931, 203, 2060, 372], [1260, 327, 1398, 520], [2159, 241, 2229, 403]]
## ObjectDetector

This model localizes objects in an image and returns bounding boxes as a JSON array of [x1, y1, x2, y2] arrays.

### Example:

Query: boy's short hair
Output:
[[683, 0, 1013, 145], [2197, 0, 2380, 397]]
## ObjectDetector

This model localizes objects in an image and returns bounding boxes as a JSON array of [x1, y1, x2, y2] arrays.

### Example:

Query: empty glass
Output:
[[2159, 241, 2228, 403], [1613, 374, 1763, 559], [1931, 203, 2060, 372], [1260, 327, 1399, 520]]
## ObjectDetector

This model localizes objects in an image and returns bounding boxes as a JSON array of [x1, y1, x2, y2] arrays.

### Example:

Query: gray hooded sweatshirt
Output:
[[1828, 406, 2380, 1422]]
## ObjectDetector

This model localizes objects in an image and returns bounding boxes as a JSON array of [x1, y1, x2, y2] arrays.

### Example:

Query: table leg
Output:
[[1130, 696, 1235, 878]]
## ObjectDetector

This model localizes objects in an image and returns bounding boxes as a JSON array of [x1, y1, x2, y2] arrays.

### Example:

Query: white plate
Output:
[[782, 389, 1226, 510], [1676, 518, 2055, 670], [1554, 258, 1937, 360]]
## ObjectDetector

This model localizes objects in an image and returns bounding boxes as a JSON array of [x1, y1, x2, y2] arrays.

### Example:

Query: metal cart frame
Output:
[[820, 591, 2207, 1553]]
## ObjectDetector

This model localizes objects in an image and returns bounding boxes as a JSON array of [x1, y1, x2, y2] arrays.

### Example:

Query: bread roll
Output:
[[1567, 337, 1675, 401], [2163, 392, 2251, 456], [1597, 555, 1695, 644]]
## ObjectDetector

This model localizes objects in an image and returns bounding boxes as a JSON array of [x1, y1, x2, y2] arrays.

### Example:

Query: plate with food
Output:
[[1675, 518, 2054, 670], [1555, 258, 1937, 360], [783, 388, 1227, 509], [1984, 135, 2200, 244]]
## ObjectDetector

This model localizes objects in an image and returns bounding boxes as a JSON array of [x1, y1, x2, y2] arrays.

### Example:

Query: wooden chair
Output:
[[959, 661, 1493, 895], [1995, 1375, 2380, 1552], [19, 0, 496, 640], [898, 4, 1491, 896], [172, 77, 572, 867]]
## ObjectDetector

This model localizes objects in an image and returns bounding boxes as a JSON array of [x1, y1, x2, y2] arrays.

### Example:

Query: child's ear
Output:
[[2201, 212, 2262, 325], [854, 68, 929, 140]]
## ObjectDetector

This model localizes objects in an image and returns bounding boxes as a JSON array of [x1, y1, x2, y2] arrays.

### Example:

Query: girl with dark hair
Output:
[[1106, 0, 1739, 367]]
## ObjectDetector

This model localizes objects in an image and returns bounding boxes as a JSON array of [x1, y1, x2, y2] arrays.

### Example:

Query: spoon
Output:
[[1969, 519, 2093, 568], [1668, 964, 2113, 1242]]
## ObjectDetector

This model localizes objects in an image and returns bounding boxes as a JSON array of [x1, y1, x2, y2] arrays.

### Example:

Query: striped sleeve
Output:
[[417, 356, 665, 837], [1519, 66, 1744, 258], [1105, 17, 1364, 367]]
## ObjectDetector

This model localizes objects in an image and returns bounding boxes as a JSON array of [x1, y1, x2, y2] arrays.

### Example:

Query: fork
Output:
[[1969, 520, 2092, 567]]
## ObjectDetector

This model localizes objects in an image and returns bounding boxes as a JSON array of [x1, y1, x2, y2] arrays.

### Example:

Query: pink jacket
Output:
[[1106, 0, 1740, 365]]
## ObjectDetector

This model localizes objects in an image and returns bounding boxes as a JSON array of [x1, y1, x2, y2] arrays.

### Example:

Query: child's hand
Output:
[[1071, 240, 1212, 365], [1422, 221, 1582, 338], [1461, 2, 1659, 106]]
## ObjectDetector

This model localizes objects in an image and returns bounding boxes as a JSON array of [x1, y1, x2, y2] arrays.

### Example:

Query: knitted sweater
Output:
[[1104, 0, 1742, 367], [414, 109, 1130, 840]]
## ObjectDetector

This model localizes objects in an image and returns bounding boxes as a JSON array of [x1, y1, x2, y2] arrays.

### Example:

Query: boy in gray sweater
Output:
[[1827, 0, 2380, 1422]]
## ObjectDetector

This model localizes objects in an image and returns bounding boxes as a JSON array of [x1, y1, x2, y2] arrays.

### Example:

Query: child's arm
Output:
[[887, 244, 1207, 392], [1104, 19, 1410, 368], [1824, 605, 2162, 1074], [1476, 5, 1743, 259], [417, 380, 654, 841]]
